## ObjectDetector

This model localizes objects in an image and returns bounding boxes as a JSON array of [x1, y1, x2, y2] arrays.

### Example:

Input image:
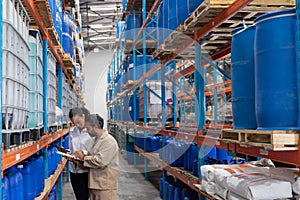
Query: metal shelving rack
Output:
[[0, 0, 82, 198], [107, 0, 299, 199]]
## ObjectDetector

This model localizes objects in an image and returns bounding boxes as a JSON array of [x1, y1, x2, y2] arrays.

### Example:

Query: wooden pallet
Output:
[[48, 27, 60, 46], [221, 129, 299, 151], [122, 80, 135, 89], [63, 54, 76, 69], [124, 40, 157, 54], [55, 45, 64, 59], [34, 0, 54, 28]]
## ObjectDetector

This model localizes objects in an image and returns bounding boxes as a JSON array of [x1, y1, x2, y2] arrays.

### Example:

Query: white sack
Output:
[[201, 180, 217, 195], [269, 168, 300, 195], [228, 191, 247, 200], [215, 184, 228, 200], [227, 174, 292, 200], [214, 166, 269, 189]]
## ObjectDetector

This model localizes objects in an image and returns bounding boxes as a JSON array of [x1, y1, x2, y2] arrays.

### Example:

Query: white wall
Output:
[[83, 50, 113, 129]]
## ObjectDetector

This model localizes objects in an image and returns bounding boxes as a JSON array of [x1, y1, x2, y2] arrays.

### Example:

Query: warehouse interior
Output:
[[1, 0, 300, 200]]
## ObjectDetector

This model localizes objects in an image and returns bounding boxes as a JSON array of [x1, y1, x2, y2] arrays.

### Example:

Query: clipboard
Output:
[[56, 151, 83, 161], [54, 144, 70, 153]]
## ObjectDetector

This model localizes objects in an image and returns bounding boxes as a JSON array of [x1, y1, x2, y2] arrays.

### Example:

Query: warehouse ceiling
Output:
[[80, 0, 123, 52]]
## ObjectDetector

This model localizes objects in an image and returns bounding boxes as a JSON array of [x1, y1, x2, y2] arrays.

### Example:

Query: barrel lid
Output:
[[231, 25, 255, 36], [254, 9, 295, 24]]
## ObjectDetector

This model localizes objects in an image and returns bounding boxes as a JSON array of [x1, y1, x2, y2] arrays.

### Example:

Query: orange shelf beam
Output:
[[2, 129, 69, 171]]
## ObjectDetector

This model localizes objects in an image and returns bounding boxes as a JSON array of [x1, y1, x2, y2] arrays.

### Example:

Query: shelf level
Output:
[[21, 0, 80, 96], [2, 129, 69, 171]]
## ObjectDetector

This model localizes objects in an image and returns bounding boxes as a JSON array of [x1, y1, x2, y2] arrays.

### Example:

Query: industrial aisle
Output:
[[63, 152, 161, 200]]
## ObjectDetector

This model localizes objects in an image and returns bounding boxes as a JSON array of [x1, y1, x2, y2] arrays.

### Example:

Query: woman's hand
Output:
[[73, 150, 85, 160]]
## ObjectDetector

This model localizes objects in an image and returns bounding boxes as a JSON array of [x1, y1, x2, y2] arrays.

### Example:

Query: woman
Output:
[[68, 107, 92, 200]]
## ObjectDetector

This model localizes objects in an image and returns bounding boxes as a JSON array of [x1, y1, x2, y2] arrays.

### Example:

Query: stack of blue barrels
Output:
[[62, 11, 76, 62], [48, 0, 62, 41], [124, 14, 142, 40], [48, 145, 59, 176], [231, 9, 298, 130], [160, 176, 198, 200], [2, 153, 45, 200], [156, 0, 204, 45]]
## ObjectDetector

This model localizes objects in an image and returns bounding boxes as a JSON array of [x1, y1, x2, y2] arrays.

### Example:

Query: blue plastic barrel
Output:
[[177, 0, 188, 25], [217, 148, 232, 164], [55, 10, 62, 41], [164, 181, 169, 200], [122, 0, 126, 11], [169, 184, 175, 200], [188, 0, 203, 14], [2, 176, 9, 200], [35, 156, 45, 196], [188, 144, 198, 171], [7, 166, 24, 200], [160, 177, 164, 199], [254, 9, 297, 130], [48, 0, 56, 24], [168, 0, 177, 30], [174, 187, 181, 200], [116, 21, 126, 39], [20, 161, 36, 200], [124, 14, 142, 40], [62, 11, 72, 55], [48, 147, 54, 176], [63, 135, 69, 149], [231, 25, 256, 129]]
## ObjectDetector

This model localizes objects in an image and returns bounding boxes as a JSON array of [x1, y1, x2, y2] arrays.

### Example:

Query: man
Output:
[[74, 114, 119, 200]]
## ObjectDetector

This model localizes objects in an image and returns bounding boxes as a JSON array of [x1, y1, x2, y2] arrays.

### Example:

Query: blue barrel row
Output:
[[2, 154, 44, 200], [133, 134, 232, 175], [48, 0, 77, 63], [231, 9, 298, 130], [2, 145, 62, 200], [157, 0, 204, 45], [160, 175, 198, 200]]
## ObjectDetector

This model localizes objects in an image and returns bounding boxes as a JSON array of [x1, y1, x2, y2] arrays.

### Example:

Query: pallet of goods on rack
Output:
[[2, 129, 69, 171], [152, 0, 295, 60]]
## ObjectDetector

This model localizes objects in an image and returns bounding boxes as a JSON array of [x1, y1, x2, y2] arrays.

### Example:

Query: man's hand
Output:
[[73, 150, 85, 160]]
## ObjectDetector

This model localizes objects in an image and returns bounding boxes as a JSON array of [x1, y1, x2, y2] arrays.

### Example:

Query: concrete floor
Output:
[[62, 152, 161, 200]]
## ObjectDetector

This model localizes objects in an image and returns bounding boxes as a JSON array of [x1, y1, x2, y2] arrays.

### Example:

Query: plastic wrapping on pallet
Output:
[[269, 168, 300, 195], [201, 164, 228, 182], [216, 184, 228, 200], [227, 191, 247, 200], [213, 166, 269, 189], [201, 180, 217, 195], [227, 173, 292, 199]]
